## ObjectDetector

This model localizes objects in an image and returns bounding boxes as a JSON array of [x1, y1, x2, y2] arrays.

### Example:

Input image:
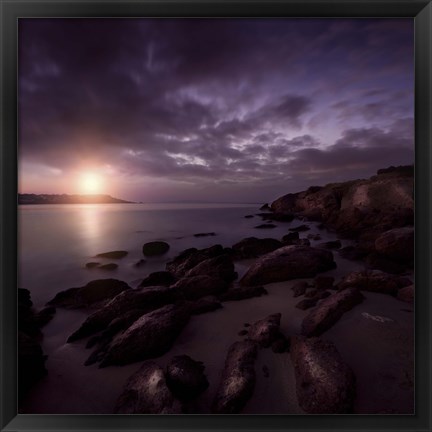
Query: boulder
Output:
[[291, 336, 356, 413], [282, 232, 300, 243], [258, 212, 295, 222], [314, 276, 335, 291], [67, 286, 176, 342], [374, 226, 414, 262], [289, 224, 310, 232], [397, 284, 414, 303], [247, 313, 281, 347], [185, 254, 237, 282], [291, 281, 309, 297], [188, 297, 223, 315], [95, 250, 128, 259], [139, 271, 176, 288], [142, 241, 170, 256], [114, 362, 182, 414], [295, 298, 318, 310], [260, 203, 271, 211], [47, 279, 131, 309], [254, 223, 277, 229], [232, 237, 283, 259], [33, 306, 56, 328], [240, 246, 336, 286], [219, 285, 267, 302], [212, 341, 258, 414], [337, 270, 412, 296], [172, 275, 229, 301], [166, 355, 209, 400], [99, 305, 190, 367], [301, 288, 364, 337]]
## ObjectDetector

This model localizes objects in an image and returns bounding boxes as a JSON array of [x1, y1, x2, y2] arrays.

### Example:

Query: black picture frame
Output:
[[1, 1, 431, 431]]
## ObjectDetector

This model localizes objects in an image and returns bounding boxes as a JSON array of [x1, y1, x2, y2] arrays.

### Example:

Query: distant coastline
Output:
[[18, 193, 134, 205]]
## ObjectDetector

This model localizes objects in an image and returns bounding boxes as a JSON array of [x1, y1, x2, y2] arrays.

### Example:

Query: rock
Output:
[[337, 270, 412, 296], [188, 297, 222, 315], [99, 263, 118, 270], [289, 224, 310, 232], [219, 285, 267, 302], [318, 240, 342, 250], [397, 284, 414, 303], [166, 245, 224, 278], [291, 336, 356, 413], [166, 355, 209, 400], [254, 223, 277, 229], [33, 306, 56, 328], [240, 246, 336, 286], [139, 271, 176, 288], [99, 305, 190, 367], [47, 279, 131, 309], [338, 246, 368, 260], [193, 232, 216, 237], [301, 288, 364, 337], [248, 313, 281, 347], [134, 259, 146, 267], [185, 254, 237, 282], [238, 330, 248, 336], [282, 232, 299, 243], [212, 341, 258, 414], [365, 252, 407, 274], [85, 262, 100, 268], [374, 226, 414, 262], [271, 334, 290, 353], [244, 215, 254, 218], [114, 362, 182, 414], [172, 275, 229, 301], [295, 298, 318, 310], [259, 212, 295, 222], [291, 281, 309, 297], [314, 276, 334, 291], [96, 250, 128, 259], [67, 286, 176, 342], [304, 289, 318, 298], [260, 203, 270, 211], [142, 241, 170, 256], [232, 237, 283, 259]]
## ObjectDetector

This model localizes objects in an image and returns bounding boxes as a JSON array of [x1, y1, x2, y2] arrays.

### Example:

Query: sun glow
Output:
[[79, 173, 103, 194]]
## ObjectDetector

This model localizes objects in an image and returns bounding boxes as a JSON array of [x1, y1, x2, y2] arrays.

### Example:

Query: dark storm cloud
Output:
[[19, 18, 414, 200]]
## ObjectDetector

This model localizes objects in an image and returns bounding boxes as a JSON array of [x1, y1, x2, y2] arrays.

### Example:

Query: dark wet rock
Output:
[[297, 239, 311, 246], [338, 246, 368, 260], [318, 240, 342, 250], [315, 290, 331, 300], [314, 276, 335, 291], [301, 288, 364, 337], [212, 341, 258, 414], [99, 263, 118, 270], [166, 355, 209, 400], [134, 259, 146, 267], [193, 232, 216, 237], [374, 226, 414, 262], [172, 275, 229, 301], [244, 214, 254, 218], [219, 285, 267, 302], [166, 245, 224, 278], [291, 336, 356, 413], [142, 241, 170, 256], [185, 254, 237, 282], [254, 223, 277, 229], [244, 323, 250, 327], [289, 224, 310, 232], [188, 296, 222, 315], [232, 237, 283, 259], [291, 281, 309, 297], [259, 212, 295, 222], [365, 252, 407, 274], [238, 330, 248, 336], [295, 298, 318, 310], [282, 231, 299, 243], [248, 313, 281, 348], [271, 334, 290, 353], [114, 362, 182, 414], [240, 246, 336, 286], [96, 250, 128, 259], [397, 284, 414, 303], [18, 331, 47, 401], [337, 270, 412, 296], [260, 203, 271, 211], [67, 286, 176, 342], [33, 306, 56, 328], [85, 262, 101, 268], [47, 279, 131, 309], [304, 289, 318, 298], [99, 305, 190, 367], [139, 271, 176, 288]]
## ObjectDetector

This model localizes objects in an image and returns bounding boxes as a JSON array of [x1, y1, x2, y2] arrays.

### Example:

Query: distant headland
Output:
[[18, 194, 134, 205]]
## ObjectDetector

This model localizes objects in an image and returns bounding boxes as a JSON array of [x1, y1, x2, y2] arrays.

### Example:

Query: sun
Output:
[[79, 173, 103, 194]]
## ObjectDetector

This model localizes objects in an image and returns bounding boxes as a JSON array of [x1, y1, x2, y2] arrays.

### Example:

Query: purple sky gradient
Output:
[[18, 18, 414, 203]]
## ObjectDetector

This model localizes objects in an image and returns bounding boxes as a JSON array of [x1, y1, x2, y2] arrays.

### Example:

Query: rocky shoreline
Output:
[[19, 166, 414, 414]]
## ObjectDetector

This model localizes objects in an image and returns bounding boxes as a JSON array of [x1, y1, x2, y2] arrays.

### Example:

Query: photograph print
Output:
[[18, 18, 414, 414]]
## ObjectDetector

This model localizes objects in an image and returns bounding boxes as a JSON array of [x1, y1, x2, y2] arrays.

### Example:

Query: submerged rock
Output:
[[85, 262, 101, 268], [232, 237, 283, 259], [96, 250, 128, 259], [47, 279, 131, 309], [289, 224, 310, 232], [317, 240, 342, 250], [301, 288, 364, 337], [291, 281, 309, 297], [114, 362, 182, 414], [254, 223, 277, 229], [248, 313, 281, 347], [212, 341, 258, 414], [185, 254, 237, 282], [193, 232, 216, 237], [219, 285, 267, 302], [291, 336, 356, 413], [99, 304, 190, 367], [99, 263, 118, 270], [240, 245, 336, 286], [142, 241, 170, 256], [188, 296, 223, 315]]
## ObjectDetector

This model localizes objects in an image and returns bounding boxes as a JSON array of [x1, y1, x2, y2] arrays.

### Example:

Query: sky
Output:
[[18, 18, 414, 203]]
